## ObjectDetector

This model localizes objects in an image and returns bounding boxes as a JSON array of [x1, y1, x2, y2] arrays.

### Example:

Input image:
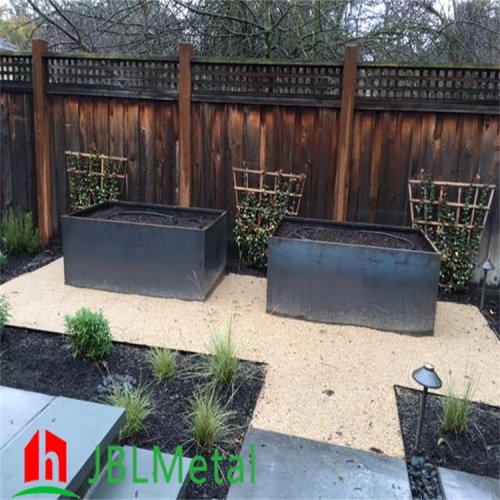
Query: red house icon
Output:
[[24, 430, 67, 483]]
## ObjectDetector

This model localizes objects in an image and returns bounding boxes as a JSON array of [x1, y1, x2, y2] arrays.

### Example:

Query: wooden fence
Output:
[[1, 40, 499, 279]]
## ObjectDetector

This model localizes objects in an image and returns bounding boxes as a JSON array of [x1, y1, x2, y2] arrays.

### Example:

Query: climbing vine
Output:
[[67, 145, 127, 211], [413, 171, 492, 291]]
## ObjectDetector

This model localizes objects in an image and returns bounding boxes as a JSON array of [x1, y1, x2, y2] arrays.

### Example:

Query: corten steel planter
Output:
[[62, 201, 227, 300], [266, 217, 441, 334]]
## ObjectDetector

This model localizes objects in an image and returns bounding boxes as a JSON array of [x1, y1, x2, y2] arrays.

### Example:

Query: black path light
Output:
[[412, 363, 442, 452], [479, 258, 495, 310]]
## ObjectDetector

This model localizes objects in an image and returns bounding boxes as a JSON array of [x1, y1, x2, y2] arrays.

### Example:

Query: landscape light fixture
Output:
[[479, 258, 495, 310], [412, 363, 442, 452]]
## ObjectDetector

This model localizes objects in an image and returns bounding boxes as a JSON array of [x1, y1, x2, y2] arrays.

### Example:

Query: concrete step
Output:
[[438, 467, 500, 500], [228, 427, 411, 500], [88, 446, 192, 500], [0, 388, 125, 499]]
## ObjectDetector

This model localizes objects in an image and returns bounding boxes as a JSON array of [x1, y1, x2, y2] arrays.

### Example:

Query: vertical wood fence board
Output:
[[0, 93, 12, 211], [124, 101, 140, 202]]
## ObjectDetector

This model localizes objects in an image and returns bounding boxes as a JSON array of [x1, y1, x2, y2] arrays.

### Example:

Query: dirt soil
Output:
[[84, 205, 218, 229], [0, 240, 63, 285], [0, 326, 265, 500], [276, 221, 433, 251], [395, 386, 499, 478], [2, 259, 499, 460]]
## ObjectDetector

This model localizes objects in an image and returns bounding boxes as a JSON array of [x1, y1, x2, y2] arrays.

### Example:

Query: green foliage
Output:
[[234, 174, 303, 269], [188, 389, 232, 449], [207, 324, 238, 388], [67, 145, 124, 211], [106, 384, 155, 438], [440, 378, 475, 434], [414, 173, 491, 291], [148, 347, 178, 381], [1, 209, 39, 255], [64, 308, 112, 360], [0, 250, 7, 269], [0, 295, 10, 334]]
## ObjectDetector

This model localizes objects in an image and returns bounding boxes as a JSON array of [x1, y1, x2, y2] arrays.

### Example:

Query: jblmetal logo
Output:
[[13, 429, 79, 498]]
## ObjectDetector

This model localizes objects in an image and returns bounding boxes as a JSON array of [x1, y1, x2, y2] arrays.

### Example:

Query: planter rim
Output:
[[62, 200, 228, 232], [271, 216, 440, 256]]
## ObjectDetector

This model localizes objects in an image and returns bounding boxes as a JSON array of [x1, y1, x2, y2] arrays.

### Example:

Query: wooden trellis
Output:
[[408, 179, 496, 239], [232, 165, 306, 217], [66, 150, 129, 210]]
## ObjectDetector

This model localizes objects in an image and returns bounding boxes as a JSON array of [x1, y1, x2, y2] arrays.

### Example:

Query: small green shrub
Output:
[[0, 250, 7, 269], [0, 295, 10, 334], [208, 324, 238, 387], [148, 347, 177, 381], [440, 379, 475, 434], [1, 209, 39, 255], [64, 308, 112, 360], [106, 384, 155, 438], [189, 389, 232, 449]]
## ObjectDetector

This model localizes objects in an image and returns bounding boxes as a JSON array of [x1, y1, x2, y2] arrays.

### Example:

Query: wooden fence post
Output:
[[178, 43, 194, 207], [334, 44, 358, 221], [32, 39, 52, 244]]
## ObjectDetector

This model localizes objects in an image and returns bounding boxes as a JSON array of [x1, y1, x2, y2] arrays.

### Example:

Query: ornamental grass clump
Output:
[[188, 389, 232, 450], [440, 378, 476, 434], [208, 324, 238, 388], [1, 209, 39, 255], [64, 308, 112, 360], [106, 384, 155, 439], [0, 295, 10, 334], [148, 347, 178, 381]]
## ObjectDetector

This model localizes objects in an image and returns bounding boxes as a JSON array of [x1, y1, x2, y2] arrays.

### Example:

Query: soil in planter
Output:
[[394, 385, 500, 479], [85, 205, 218, 229], [276, 221, 433, 251], [0, 327, 265, 499], [0, 239, 63, 285]]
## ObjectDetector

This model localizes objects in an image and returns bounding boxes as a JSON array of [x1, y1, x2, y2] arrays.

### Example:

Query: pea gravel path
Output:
[[1, 258, 499, 458]]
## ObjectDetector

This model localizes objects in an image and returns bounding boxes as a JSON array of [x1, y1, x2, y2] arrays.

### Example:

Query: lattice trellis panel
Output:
[[233, 166, 306, 217], [192, 61, 342, 99], [408, 179, 496, 239], [46, 54, 178, 93], [0, 54, 32, 87], [357, 65, 500, 102]]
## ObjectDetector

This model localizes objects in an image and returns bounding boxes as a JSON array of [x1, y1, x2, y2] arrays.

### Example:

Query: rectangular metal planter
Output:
[[267, 217, 441, 334], [62, 201, 227, 300]]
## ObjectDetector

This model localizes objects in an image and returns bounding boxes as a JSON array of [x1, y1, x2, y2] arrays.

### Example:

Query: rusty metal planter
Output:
[[266, 217, 441, 334], [62, 201, 227, 300]]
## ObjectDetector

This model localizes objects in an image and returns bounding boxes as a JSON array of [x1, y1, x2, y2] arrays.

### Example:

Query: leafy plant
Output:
[[188, 389, 233, 449], [0, 250, 6, 269], [0, 295, 10, 334], [106, 384, 155, 438], [67, 145, 125, 211], [413, 172, 491, 291], [207, 324, 238, 388], [64, 308, 112, 360], [440, 378, 476, 434], [0, 209, 39, 255], [148, 347, 178, 381], [234, 174, 303, 269]]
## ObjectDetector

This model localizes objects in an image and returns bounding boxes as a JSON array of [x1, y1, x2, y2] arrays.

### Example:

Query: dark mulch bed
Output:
[[0, 327, 265, 499], [276, 221, 432, 251], [226, 258, 266, 278], [85, 205, 217, 229], [438, 286, 499, 337], [0, 239, 63, 285], [395, 385, 500, 479]]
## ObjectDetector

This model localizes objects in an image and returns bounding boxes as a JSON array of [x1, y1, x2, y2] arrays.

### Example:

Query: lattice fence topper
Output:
[[192, 60, 342, 98], [233, 165, 306, 217], [408, 176, 496, 242], [0, 53, 32, 85], [66, 150, 128, 211], [357, 64, 500, 102], [46, 54, 178, 92]]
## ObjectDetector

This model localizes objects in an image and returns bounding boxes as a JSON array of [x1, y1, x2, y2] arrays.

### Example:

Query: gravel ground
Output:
[[1, 258, 499, 459]]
